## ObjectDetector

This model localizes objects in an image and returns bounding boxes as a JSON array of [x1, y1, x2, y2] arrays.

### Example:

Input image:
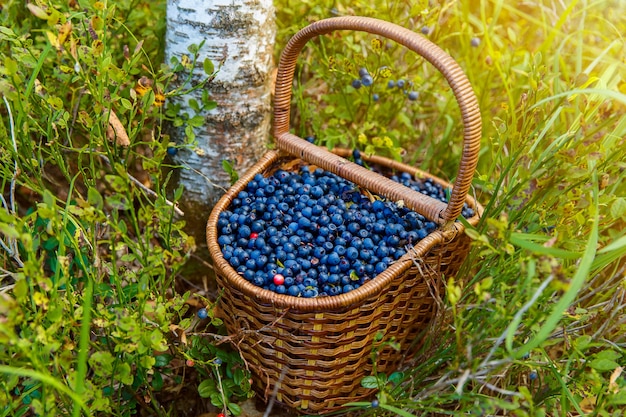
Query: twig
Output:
[[98, 154, 184, 216], [1, 96, 24, 268], [263, 366, 288, 417], [469, 376, 522, 397]]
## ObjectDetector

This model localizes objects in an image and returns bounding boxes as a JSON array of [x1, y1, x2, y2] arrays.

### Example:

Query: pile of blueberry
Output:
[[216, 153, 474, 298]]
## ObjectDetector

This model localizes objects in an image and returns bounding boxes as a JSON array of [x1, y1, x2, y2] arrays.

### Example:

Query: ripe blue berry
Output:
[[372, 93, 379, 102], [351, 79, 362, 89], [166, 146, 178, 156], [371, 399, 379, 408], [197, 308, 208, 319], [358, 67, 369, 77], [529, 371, 538, 380], [396, 79, 405, 88], [408, 91, 419, 101], [361, 74, 374, 87], [387, 80, 395, 88], [471, 37, 481, 47], [218, 162, 474, 298]]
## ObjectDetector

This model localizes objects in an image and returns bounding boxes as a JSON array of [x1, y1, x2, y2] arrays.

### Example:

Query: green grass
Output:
[[1, 0, 626, 416]]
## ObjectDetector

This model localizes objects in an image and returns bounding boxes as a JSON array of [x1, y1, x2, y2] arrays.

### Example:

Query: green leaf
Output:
[[151, 371, 164, 391], [188, 98, 200, 112], [88, 352, 114, 377], [595, 350, 622, 361], [388, 371, 404, 386], [379, 404, 417, 417], [608, 390, 626, 406], [198, 379, 216, 398], [233, 368, 245, 386], [589, 358, 619, 372], [361, 376, 378, 389], [117, 362, 134, 385], [120, 98, 132, 110], [227, 402, 242, 416], [87, 187, 103, 209], [42, 189, 55, 208], [154, 354, 172, 368], [610, 197, 626, 219], [509, 233, 581, 259], [203, 58, 214, 75]]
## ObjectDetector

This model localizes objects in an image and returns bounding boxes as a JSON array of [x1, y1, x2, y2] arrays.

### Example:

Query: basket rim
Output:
[[206, 149, 483, 313]]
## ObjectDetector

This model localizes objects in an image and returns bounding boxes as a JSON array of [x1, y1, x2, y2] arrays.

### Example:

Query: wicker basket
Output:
[[206, 16, 482, 413]]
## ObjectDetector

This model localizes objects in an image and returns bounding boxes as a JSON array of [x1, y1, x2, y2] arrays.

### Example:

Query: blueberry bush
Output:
[[1, 0, 625, 416], [0, 0, 249, 416]]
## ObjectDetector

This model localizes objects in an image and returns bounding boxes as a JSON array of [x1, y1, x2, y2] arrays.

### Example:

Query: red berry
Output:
[[217, 413, 226, 417], [273, 274, 285, 285], [186, 359, 195, 367], [249, 232, 259, 239]]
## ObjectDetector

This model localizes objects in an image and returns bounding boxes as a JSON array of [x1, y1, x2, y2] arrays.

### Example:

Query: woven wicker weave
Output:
[[206, 16, 482, 413]]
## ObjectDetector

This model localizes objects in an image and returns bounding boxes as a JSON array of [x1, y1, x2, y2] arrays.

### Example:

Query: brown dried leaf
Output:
[[105, 109, 130, 147], [609, 366, 623, 393]]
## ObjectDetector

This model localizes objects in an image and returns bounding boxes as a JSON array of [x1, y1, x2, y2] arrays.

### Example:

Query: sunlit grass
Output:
[[275, 0, 626, 415]]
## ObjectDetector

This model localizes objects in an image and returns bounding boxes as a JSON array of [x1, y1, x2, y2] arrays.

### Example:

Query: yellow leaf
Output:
[[33, 292, 49, 310], [154, 92, 165, 107], [579, 396, 596, 413], [371, 38, 382, 52], [45, 31, 60, 50], [181, 54, 192, 70], [134, 76, 153, 97], [379, 67, 392, 78], [58, 21, 72, 46]]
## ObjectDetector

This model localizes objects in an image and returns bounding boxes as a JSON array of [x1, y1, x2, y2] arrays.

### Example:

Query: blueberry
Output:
[[372, 93, 379, 102], [471, 37, 481, 47], [408, 91, 419, 101], [358, 67, 369, 77], [371, 399, 379, 408], [387, 80, 395, 88], [166, 146, 178, 156], [198, 308, 208, 319], [327, 252, 341, 266], [529, 371, 538, 380], [351, 79, 362, 89], [361, 74, 374, 87], [396, 79, 405, 88]]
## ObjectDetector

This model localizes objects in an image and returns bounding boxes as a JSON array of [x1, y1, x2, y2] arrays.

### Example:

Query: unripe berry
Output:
[[273, 274, 285, 285]]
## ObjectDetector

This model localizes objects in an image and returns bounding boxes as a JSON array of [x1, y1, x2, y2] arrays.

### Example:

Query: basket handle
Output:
[[273, 16, 481, 224]]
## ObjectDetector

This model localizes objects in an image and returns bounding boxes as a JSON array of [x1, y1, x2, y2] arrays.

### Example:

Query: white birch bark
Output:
[[165, 0, 275, 208]]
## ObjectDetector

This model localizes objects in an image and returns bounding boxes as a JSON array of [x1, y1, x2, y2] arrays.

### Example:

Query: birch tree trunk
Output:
[[165, 0, 276, 211]]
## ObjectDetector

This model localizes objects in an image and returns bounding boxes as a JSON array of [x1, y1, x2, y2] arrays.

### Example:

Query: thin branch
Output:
[[1, 95, 24, 268], [98, 154, 184, 216]]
